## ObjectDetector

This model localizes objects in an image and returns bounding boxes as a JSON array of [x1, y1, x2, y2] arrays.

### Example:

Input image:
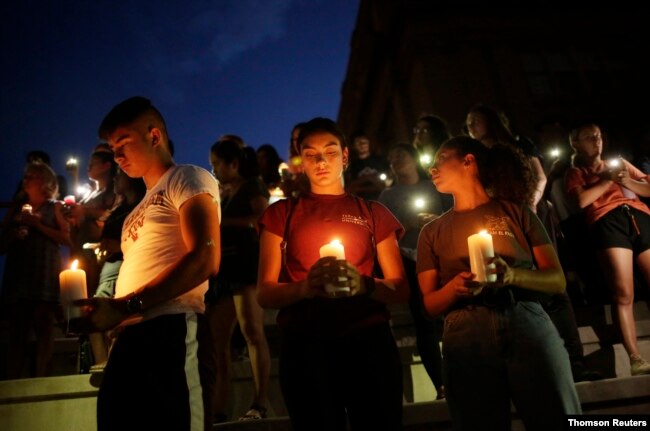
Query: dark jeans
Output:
[[279, 322, 403, 431]]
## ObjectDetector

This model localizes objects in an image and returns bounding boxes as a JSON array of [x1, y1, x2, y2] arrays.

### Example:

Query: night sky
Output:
[[0, 0, 359, 275]]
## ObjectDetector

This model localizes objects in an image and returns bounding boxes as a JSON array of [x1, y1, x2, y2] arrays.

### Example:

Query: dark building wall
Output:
[[338, 2, 650, 158]]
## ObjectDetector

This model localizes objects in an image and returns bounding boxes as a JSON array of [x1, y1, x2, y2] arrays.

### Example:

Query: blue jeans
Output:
[[443, 301, 581, 431]]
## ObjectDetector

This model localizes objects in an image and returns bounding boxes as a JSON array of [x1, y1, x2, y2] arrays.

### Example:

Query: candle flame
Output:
[[330, 239, 342, 246], [71, 259, 79, 270], [607, 158, 620, 168], [479, 229, 488, 235]]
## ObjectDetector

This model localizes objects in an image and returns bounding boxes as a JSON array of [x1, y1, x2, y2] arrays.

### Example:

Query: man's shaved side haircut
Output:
[[98, 96, 167, 140]]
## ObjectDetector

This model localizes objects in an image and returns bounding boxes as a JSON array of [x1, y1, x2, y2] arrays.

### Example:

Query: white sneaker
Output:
[[630, 355, 650, 376]]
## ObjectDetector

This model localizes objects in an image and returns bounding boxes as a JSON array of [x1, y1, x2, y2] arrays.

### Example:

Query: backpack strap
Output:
[[280, 197, 298, 268], [353, 196, 381, 277]]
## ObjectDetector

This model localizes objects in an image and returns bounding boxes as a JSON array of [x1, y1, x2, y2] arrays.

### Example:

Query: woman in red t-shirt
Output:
[[257, 117, 408, 431]]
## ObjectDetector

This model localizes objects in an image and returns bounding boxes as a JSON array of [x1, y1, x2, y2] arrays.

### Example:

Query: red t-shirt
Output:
[[565, 159, 650, 225], [259, 192, 404, 337]]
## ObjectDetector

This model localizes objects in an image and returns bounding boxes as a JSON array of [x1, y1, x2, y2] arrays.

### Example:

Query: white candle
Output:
[[319, 239, 349, 296], [467, 230, 497, 284], [59, 259, 87, 319], [319, 239, 346, 260]]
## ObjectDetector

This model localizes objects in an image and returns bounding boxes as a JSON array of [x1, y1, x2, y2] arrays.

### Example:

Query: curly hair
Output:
[[441, 136, 537, 205]]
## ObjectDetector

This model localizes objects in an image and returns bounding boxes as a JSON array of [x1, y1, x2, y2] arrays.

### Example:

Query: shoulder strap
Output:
[[280, 197, 298, 267]]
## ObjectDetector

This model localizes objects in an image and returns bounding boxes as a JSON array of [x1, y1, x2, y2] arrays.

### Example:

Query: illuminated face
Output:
[[300, 132, 348, 193], [429, 148, 464, 193], [413, 120, 432, 148], [466, 112, 488, 141], [572, 125, 602, 158], [107, 119, 157, 180]]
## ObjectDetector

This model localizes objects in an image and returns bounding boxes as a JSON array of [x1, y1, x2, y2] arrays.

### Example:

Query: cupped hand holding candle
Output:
[[59, 259, 88, 320], [467, 230, 497, 287], [319, 239, 349, 296]]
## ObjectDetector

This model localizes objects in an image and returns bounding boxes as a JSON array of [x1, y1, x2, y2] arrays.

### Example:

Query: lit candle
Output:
[[319, 239, 346, 260], [59, 260, 87, 319], [319, 239, 349, 296], [467, 230, 497, 284], [549, 148, 560, 159], [419, 154, 432, 166], [414, 197, 425, 209]]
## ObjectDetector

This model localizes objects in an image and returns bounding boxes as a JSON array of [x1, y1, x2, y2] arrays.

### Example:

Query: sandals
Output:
[[238, 404, 268, 421]]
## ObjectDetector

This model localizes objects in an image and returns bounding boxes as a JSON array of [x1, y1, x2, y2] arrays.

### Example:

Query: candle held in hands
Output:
[[319, 239, 345, 260], [59, 260, 87, 319], [319, 239, 349, 296], [467, 230, 497, 284]]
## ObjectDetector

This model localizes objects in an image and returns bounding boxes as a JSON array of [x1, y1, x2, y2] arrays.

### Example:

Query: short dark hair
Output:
[[297, 117, 347, 151], [98, 96, 167, 141]]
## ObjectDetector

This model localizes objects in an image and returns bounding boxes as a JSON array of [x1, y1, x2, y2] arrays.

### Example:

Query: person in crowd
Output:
[[344, 131, 389, 200], [257, 117, 409, 431], [411, 114, 455, 209], [465, 103, 547, 212], [378, 143, 448, 399], [13, 150, 69, 202], [72, 96, 221, 431], [88, 169, 146, 371], [207, 138, 272, 422], [565, 122, 650, 376], [67, 148, 117, 298], [280, 122, 310, 198], [412, 113, 452, 167], [1, 161, 71, 378], [417, 136, 581, 430], [256, 144, 284, 191]]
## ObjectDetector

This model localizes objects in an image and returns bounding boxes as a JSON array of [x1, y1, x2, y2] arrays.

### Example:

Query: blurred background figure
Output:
[[88, 169, 146, 371], [412, 114, 452, 169], [280, 122, 310, 198], [465, 103, 547, 212], [207, 137, 272, 422], [67, 149, 117, 298], [256, 144, 284, 192], [13, 150, 68, 202], [1, 161, 71, 378], [345, 131, 390, 200], [378, 143, 449, 399]]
